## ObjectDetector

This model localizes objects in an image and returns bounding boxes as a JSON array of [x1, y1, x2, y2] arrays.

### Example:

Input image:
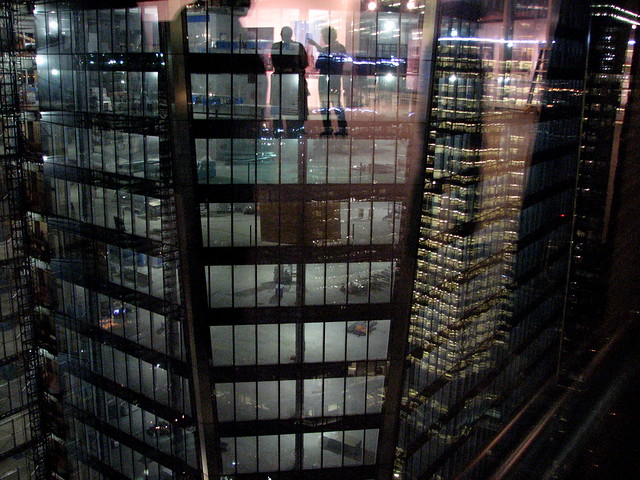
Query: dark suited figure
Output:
[[308, 26, 348, 136], [270, 26, 309, 137]]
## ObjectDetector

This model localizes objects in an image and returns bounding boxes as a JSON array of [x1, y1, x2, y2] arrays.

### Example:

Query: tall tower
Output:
[[36, 1, 197, 478], [565, 3, 638, 345], [32, 1, 596, 480], [34, 0, 429, 478], [388, 0, 590, 478]]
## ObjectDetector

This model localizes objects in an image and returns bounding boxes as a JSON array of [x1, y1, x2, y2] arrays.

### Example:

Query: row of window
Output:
[[201, 200, 403, 247], [524, 153, 576, 197], [520, 190, 573, 237], [515, 223, 571, 278], [0, 370, 27, 419], [196, 137, 408, 185], [73, 419, 180, 480], [61, 326, 191, 415], [191, 72, 416, 121], [42, 122, 161, 181], [220, 429, 379, 474], [106, 245, 167, 300], [36, 7, 161, 54], [401, 322, 561, 474], [39, 69, 418, 125], [406, 306, 506, 396], [49, 178, 166, 242], [206, 262, 394, 308], [0, 319, 22, 359], [210, 320, 390, 367], [43, 128, 410, 186], [38, 67, 418, 122], [0, 412, 31, 458], [215, 375, 384, 422], [185, 8, 418, 57], [0, 261, 21, 319], [57, 279, 185, 360], [508, 254, 568, 320], [38, 68, 159, 116], [67, 373, 197, 467]]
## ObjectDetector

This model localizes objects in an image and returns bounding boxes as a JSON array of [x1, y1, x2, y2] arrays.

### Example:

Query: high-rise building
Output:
[[386, 1, 591, 478], [565, 3, 638, 344], [2, 0, 633, 479], [35, 0, 423, 477]]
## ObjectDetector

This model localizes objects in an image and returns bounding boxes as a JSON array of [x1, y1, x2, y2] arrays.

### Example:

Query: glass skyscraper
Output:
[[392, 1, 590, 478], [8, 0, 625, 479], [35, 0, 423, 477], [565, 4, 638, 344]]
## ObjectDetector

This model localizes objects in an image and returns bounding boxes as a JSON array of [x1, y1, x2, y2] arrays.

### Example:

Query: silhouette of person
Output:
[[270, 26, 309, 137], [308, 26, 348, 136]]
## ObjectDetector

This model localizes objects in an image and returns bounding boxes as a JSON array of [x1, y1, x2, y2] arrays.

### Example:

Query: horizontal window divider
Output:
[[79, 53, 165, 72], [0, 404, 34, 425], [197, 184, 409, 203], [71, 450, 131, 480], [60, 313, 190, 378], [43, 162, 167, 197], [516, 223, 572, 253], [41, 111, 165, 136], [48, 217, 165, 256], [216, 413, 382, 437], [53, 269, 177, 318], [206, 304, 395, 326], [529, 142, 580, 165], [210, 360, 388, 383], [521, 178, 575, 209], [0, 352, 22, 370], [202, 245, 398, 265], [191, 119, 417, 140], [0, 437, 39, 466]]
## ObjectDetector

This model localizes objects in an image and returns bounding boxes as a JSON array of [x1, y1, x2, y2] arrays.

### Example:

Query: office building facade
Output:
[[565, 4, 638, 343], [35, 0, 428, 477], [24, 0, 614, 479], [388, 0, 590, 478]]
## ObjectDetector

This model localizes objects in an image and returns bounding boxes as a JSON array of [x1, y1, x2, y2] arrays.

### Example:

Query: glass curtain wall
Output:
[[32, 0, 593, 478], [566, 5, 638, 343], [396, 0, 587, 479], [36, 0, 434, 478], [36, 2, 196, 479], [190, 0, 428, 477]]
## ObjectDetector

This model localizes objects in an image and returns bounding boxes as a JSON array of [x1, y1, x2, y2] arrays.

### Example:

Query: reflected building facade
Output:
[[30, 0, 601, 479], [393, 1, 590, 478], [565, 4, 638, 344]]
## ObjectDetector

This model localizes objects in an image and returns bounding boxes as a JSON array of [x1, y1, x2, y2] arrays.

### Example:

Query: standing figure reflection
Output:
[[270, 26, 309, 137], [308, 26, 348, 136]]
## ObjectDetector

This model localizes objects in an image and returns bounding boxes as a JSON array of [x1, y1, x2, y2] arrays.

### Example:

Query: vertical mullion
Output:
[[368, 199, 374, 246]]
